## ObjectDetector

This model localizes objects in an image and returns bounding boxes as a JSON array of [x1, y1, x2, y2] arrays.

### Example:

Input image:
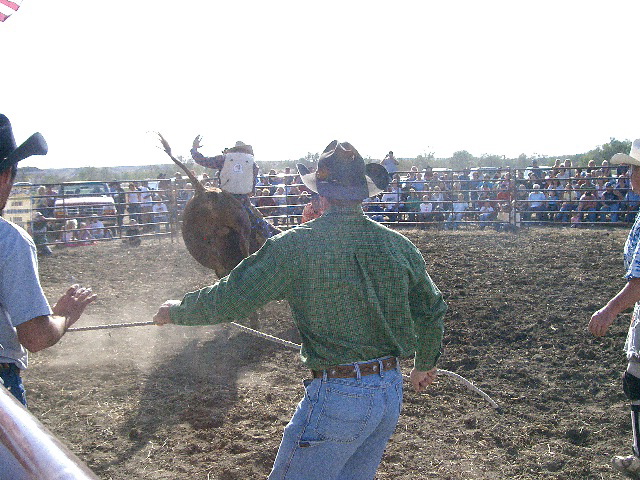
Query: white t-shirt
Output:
[[0, 218, 52, 369]]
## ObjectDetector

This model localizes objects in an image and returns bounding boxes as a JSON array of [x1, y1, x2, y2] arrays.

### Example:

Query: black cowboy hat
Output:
[[297, 140, 389, 201], [0, 114, 48, 172]]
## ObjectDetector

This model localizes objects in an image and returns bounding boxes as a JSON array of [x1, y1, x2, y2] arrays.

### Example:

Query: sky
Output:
[[1, 1, 639, 169]]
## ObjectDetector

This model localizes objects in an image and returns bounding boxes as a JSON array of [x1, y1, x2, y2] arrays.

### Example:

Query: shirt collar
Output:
[[324, 204, 364, 217]]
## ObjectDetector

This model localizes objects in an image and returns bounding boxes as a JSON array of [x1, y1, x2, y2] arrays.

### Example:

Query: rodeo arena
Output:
[[4, 133, 640, 480]]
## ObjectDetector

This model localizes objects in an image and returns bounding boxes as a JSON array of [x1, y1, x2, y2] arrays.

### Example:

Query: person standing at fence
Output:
[[0, 114, 96, 406], [153, 140, 447, 480], [589, 139, 640, 477], [126, 182, 141, 223], [380, 150, 399, 176]]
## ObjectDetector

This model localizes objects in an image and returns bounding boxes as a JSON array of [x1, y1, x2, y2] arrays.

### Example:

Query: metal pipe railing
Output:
[[0, 386, 98, 480]]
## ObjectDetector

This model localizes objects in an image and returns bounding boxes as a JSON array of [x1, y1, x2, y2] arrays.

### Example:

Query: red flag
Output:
[[0, 0, 21, 22]]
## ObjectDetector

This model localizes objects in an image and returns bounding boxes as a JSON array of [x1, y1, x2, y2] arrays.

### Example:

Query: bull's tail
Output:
[[157, 133, 206, 195]]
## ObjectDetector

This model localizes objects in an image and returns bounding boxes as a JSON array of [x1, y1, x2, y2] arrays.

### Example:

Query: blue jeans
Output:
[[268, 359, 403, 480], [0, 364, 27, 406]]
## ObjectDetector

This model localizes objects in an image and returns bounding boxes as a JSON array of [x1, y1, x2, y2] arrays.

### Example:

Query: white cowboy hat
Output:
[[611, 139, 640, 166]]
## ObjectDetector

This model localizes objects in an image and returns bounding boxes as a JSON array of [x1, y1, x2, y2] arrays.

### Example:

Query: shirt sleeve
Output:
[[169, 237, 293, 325], [408, 251, 447, 370], [0, 227, 52, 326], [191, 149, 225, 170]]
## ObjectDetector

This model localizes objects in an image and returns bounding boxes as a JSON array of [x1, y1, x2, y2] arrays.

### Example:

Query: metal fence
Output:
[[10, 167, 637, 252]]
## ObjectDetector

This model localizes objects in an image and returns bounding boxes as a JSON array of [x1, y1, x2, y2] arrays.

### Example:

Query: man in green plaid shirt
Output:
[[154, 140, 446, 480]]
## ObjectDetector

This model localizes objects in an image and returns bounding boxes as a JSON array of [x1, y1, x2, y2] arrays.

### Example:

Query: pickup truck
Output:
[[53, 181, 117, 226]]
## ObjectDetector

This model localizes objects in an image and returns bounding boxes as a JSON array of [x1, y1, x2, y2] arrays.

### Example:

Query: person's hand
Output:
[[409, 367, 437, 392], [589, 307, 617, 337], [52, 284, 97, 328], [192, 135, 203, 150], [153, 300, 180, 326]]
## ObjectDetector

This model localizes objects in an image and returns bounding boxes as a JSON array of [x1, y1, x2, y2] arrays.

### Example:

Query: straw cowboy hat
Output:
[[0, 114, 48, 172], [611, 139, 640, 167], [297, 140, 390, 201]]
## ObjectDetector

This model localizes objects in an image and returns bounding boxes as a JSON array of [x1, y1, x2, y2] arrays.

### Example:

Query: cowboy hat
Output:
[[297, 140, 390, 201], [0, 114, 48, 172], [611, 139, 640, 167]]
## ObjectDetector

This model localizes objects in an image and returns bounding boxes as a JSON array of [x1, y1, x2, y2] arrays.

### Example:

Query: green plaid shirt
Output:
[[170, 204, 446, 370]]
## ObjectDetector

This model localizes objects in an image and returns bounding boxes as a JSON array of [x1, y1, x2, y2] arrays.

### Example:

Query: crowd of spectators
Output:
[[24, 156, 640, 256], [359, 157, 638, 229]]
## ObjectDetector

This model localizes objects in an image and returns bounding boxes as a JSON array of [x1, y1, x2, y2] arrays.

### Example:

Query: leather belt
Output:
[[312, 357, 398, 379]]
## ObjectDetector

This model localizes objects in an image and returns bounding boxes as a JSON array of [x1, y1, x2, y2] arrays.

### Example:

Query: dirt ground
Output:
[[23, 226, 636, 479]]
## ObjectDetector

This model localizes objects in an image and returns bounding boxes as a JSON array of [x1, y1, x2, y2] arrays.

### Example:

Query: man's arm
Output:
[[589, 277, 640, 337], [16, 285, 96, 352], [191, 135, 224, 169]]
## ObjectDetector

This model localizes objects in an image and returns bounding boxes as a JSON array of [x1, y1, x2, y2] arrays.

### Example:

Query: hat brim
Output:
[[0, 132, 48, 171], [297, 163, 389, 201], [611, 152, 640, 167]]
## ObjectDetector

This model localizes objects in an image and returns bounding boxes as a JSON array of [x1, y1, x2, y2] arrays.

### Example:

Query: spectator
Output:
[[286, 185, 302, 224], [494, 205, 512, 232], [76, 222, 94, 245], [546, 184, 559, 221], [256, 187, 277, 219], [513, 184, 530, 222], [618, 174, 631, 200], [430, 185, 446, 219], [419, 194, 434, 225], [139, 181, 153, 228], [405, 188, 422, 221], [152, 195, 169, 233], [600, 182, 625, 223], [301, 193, 328, 223], [126, 182, 141, 222], [594, 176, 608, 200], [445, 194, 468, 230], [88, 214, 106, 239], [380, 150, 399, 176], [557, 183, 578, 224], [272, 186, 287, 226], [496, 184, 512, 212], [529, 159, 543, 183], [577, 188, 598, 224], [527, 184, 547, 222], [381, 180, 405, 222], [34, 186, 49, 216], [478, 200, 495, 230], [558, 159, 573, 180], [111, 182, 127, 227], [469, 170, 483, 207], [363, 194, 385, 222], [31, 212, 52, 256], [61, 219, 78, 245]]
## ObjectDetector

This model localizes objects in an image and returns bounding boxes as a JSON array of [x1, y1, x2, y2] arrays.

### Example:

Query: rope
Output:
[[230, 322, 301, 350], [66, 319, 501, 412], [66, 321, 156, 332], [229, 322, 501, 412]]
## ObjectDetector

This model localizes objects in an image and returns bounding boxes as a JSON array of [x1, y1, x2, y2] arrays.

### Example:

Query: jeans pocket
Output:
[[315, 385, 374, 443]]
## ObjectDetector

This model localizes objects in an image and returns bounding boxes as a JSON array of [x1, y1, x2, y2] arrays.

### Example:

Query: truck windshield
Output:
[[60, 183, 109, 196]]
